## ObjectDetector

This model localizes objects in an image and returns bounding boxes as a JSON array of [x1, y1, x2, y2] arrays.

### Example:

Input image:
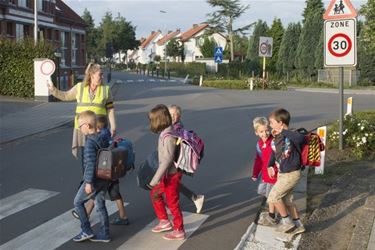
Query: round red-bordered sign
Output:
[[328, 33, 352, 57], [260, 43, 268, 55], [40, 59, 56, 76]]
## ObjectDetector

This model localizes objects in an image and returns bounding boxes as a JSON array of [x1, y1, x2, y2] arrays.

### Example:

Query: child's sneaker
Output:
[[276, 217, 295, 233], [194, 195, 205, 214], [162, 230, 185, 240], [89, 234, 111, 243], [259, 214, 278, 226], [291, 225, 306, 235], [110, 216, 130, 225], [73, 231, 94, 242], [151, 220, 172, 233]]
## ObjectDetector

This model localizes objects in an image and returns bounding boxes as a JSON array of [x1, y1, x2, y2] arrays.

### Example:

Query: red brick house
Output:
[[0, 0, 86, 88]]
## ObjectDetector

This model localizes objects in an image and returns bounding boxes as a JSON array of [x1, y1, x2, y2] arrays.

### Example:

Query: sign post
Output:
[[34, 58, 56, 101], [214, 47, 223, 73], [259, 36, 273, 89], [323, 0, 357, 151]]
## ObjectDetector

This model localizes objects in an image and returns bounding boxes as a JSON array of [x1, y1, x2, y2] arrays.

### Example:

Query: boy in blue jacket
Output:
[[266, 108, 306, 234], [72, 110, 111, 243]]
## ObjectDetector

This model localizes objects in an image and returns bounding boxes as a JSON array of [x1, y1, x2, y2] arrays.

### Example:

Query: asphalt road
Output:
[[0, 72, 374, 250]]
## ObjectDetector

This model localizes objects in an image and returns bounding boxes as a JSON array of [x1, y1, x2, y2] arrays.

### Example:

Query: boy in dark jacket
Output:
[[266, 108, 306, 234], [72, 111, 111, 243]]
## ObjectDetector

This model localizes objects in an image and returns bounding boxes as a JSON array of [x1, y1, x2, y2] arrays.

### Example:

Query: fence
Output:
[[318, 69, 360, 86]]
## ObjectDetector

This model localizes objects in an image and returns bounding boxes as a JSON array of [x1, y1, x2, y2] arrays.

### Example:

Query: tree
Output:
[[81, 9, 99, 61], [358, 0, 375, 84], [113, 14, 138, 62], [277, 23, 301, 75], [267, 18, 284, 73], [206, 0, 254, 61], [314, 29, 324, 70], [97, 12, 116, 59], [199, 36, 216, 57], [295, 0, 324, 78], [232, 34, 249, 61], [166, 38, 183, 61]]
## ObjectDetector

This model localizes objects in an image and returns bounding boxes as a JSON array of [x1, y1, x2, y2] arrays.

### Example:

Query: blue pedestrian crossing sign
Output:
[[214, 47, 223, 64]]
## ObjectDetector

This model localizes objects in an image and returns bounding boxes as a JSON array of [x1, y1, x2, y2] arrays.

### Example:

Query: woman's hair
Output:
[[269, 108, 291, 126], [148, 104, 172, 133], [253, 117, 268, 131], [83, 63, 101, 86]]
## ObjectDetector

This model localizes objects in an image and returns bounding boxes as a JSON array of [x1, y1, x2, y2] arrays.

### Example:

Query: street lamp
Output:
[[160, 10, 167, 78]]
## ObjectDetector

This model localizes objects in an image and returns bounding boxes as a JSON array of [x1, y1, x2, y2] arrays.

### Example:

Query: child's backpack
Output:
[[96, 138, 135, 181], [161, 128, 205, 175], [296, 128, 325, 167]]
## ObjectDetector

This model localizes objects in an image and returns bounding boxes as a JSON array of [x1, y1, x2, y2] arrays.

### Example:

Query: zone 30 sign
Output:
[[324, 18, 356, 67]]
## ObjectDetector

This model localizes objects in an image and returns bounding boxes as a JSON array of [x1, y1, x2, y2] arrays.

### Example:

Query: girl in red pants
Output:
[[147, 104, 185, 241]]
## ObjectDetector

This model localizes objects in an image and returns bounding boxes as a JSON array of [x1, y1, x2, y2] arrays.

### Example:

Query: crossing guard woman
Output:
[[47, 63, 116, 159]]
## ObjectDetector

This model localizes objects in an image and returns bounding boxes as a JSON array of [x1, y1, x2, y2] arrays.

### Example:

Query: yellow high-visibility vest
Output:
[[74, 82, 109, 129]]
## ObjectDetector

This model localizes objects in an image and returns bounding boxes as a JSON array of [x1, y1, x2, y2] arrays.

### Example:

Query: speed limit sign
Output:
[[324, 18, 356, 67]]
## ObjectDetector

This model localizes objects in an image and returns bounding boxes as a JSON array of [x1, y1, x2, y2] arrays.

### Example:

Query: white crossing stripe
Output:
[[127, 80, 134, 82], [117, 211, 209, 250], [150, 79, 155, 82], [170, 80, 176, 82], [160, 80, 166, 82], [138, 79, 145, 82], [0, 201, 129, 250], [0, 188, 59, 220]]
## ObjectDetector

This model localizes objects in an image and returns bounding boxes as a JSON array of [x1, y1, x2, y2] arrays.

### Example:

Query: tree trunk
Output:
[[229, 16, 234, 62]]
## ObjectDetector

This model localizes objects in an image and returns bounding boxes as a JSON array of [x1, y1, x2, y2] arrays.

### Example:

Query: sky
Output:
[[64, 0, 367, 39]]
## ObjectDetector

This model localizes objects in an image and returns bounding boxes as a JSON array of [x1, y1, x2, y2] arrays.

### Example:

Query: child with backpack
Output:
[[72, 110, 111, 243], [146, 104, 185, 241], [266, 108, 306, 234], [169, 105, 205, 214], [72, 116, 130, 225], [251, 117, 278, 225]]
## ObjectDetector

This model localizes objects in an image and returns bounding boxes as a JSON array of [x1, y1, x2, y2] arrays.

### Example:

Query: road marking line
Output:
[[160, 80, 166, 82], [150, 79, 155, 82], [170, 80, 176, 82], [0, 189, 59, 220], [127, 80, 134, 82], [138, 79, 145, 82], [117, 211, 209, 250], [0, 201, 129, 250]]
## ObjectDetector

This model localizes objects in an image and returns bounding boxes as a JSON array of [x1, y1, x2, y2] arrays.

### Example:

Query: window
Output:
[[19, 0, 31, 8], [24, 24, 30, 37], [60, 32, 66, 65], [8, 0, 16, 5], [55, 30, 59, 41], [7, 22, 14, 37], [46, 29, 52, 40], [16, 24, 24, 40], [71, 33, 77, 65]]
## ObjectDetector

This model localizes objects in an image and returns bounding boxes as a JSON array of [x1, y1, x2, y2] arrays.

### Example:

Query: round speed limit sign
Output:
[[324, 18, 356, 67]]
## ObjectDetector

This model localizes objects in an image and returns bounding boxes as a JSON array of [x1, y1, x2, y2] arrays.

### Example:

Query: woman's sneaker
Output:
[[163, 230, 185, 240], [151, 220, 172, 233], [193, 195, 205, 214], [72, 231, 93, 242]]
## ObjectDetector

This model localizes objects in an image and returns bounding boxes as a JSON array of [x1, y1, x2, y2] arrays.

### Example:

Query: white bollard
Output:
[[183, 74, 190, 84], [345, 97, 353, 116], [199, 75, 203, 87], [315, 126, 327, 175], [250, 78, 254, 91]]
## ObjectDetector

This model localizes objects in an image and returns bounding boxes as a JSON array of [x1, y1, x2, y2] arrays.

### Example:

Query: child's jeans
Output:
[[150, 172, 184, 231], [73, 181, 109, 237]]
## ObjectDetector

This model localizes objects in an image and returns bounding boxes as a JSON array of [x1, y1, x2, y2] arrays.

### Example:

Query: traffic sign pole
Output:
[[262, 57, 266, 89], [339, 67, 344, 150]]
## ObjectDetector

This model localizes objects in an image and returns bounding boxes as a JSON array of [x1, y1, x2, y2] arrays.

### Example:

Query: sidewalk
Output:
[[290, 87, 375, 95], [0, 81, 115, 144]]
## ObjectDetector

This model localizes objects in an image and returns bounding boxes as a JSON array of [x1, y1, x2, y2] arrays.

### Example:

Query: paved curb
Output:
[[347, 194, 375, 250], [234, 223, 257, 250], [290, 87, 375, 95]]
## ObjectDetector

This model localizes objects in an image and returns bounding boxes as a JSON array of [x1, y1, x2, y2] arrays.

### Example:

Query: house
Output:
[[155, 29, 180, 62], [179, 23, 227, 62], [0, 0, 87, 88], [136, 30, 162, 64]]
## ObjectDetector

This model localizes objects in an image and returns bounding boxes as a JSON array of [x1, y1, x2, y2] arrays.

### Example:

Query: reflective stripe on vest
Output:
[[74, 82, 109, 129]]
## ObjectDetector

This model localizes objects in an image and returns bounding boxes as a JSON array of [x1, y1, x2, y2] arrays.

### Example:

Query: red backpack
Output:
[[297, 128, 325, 167]]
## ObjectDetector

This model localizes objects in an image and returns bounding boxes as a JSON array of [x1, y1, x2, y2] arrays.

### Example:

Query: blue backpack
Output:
[[113, 138, 135, 172]]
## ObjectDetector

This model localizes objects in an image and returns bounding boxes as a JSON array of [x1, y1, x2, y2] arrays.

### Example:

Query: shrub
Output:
[[328, 111, 375, 160], [0, 38, 54, 97], [203, 79, 248, 89], [168, 62, 206, 77]]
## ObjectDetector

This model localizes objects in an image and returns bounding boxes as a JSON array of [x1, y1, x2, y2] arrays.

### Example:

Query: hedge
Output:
[[0, 38, 54, 97], [203, 79, 249, 89], [168, 62, 206, 77]]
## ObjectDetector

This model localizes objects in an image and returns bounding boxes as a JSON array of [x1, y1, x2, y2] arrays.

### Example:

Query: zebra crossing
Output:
[[115, 78, 182, 84], [0, 188, 209, 250]]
